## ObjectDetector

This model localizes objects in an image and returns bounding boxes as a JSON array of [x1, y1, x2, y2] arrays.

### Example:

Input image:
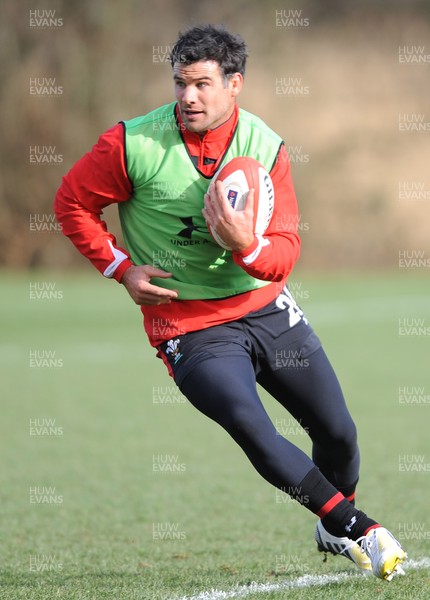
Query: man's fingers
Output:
[[142, 265, 174, 279], [137, 293, 175, 305], [215, 180, 233, 213], [203, 192, 213, 212], [121, 264, 178, 305], [140, 280, 178, 298], [215, 179, 226, 197], [131, 284, 178, 305]]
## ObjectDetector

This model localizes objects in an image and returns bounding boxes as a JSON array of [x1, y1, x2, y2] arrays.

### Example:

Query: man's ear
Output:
[[229, 72, 243, 97]]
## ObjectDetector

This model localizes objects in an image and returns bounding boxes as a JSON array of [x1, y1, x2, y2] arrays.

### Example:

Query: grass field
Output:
[[1, 269, 429, 599]]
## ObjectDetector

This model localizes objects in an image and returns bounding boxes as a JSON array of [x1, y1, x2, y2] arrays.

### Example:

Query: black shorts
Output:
[[157, 286, 321, 389]]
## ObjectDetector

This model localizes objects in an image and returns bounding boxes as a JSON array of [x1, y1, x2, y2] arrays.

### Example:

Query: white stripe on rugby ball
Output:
[[208, 156, 275, 251]]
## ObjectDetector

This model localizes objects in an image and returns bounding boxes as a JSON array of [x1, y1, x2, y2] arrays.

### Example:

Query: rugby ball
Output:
[[208, 156, 275, 250]]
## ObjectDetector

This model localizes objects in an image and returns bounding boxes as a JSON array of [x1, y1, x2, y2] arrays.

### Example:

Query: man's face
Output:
[[173, 60, 243, 134]]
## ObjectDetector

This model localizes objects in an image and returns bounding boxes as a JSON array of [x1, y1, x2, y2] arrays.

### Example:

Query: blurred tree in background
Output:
[[1, 0, 429, 270]]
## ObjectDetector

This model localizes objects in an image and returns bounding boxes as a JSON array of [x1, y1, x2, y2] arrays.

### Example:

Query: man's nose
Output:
[[182, 85, 197, 104]]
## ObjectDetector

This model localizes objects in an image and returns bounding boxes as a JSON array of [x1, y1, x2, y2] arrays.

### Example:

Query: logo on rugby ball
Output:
[[227, 188, 239, 208]]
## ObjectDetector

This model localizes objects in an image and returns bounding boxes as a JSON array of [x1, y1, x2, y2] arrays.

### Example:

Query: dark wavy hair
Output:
[[169, 24, 248, 79]]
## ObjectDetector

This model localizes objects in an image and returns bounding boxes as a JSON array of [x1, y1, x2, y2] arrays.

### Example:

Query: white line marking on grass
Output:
[[176, 557, 430, 600], [177, 572, 363, 600], [406, 557, 430, 569]]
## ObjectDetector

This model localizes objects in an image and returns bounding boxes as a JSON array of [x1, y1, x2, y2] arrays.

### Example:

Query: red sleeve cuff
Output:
[[112, 258, 134, 282], [233, 235, 259, 259]]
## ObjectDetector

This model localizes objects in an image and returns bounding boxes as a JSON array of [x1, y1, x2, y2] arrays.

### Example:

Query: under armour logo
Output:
[[178, 216, 208, 239], [345, 515, 357, 533]]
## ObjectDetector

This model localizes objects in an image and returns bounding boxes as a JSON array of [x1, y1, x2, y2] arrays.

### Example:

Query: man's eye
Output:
[[197, 82, 207, 89]]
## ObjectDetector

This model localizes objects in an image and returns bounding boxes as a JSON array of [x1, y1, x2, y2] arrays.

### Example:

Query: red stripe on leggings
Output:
[[316, 492, 344, 518], [364, 524, 382, 536]]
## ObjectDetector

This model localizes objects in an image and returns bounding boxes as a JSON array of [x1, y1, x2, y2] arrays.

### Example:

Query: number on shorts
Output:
[[275, 287, 308, 327]]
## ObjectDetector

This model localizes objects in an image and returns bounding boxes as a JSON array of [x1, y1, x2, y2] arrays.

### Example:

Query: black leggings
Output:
[[180, 347, 359, 494]]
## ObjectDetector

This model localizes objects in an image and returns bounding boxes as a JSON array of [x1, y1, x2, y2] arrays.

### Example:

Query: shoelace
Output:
[[355, 533, 371, 555], [356, 528, 400, 557], [338, 537, 365, 557]]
